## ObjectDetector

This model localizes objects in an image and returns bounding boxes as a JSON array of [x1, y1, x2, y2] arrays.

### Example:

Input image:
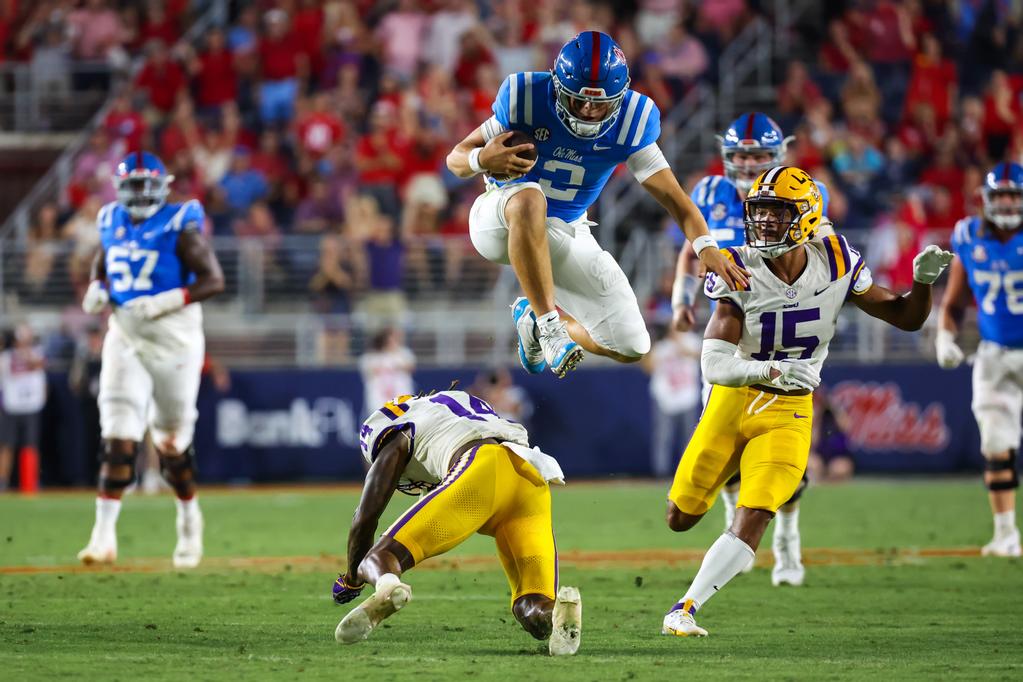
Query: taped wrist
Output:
[[701, 339, 773, 388], [692, 235, 718, 255], [468, 147, 485, 175]]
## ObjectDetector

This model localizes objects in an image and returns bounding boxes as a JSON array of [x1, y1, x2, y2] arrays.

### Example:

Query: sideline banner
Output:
[[40, 364, 983, 484]]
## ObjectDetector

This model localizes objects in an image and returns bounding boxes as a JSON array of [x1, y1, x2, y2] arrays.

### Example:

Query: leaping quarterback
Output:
[[77, 151, 224, 569], [660, 166, 952, 637], [447, 31, 746, 378]]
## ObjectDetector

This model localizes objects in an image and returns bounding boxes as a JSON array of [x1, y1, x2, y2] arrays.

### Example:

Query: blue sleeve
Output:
[[492, 75, 514, 129], [168, 200, 206, 233], [951, 218, 973, 256], [690, 177, 715, 215], [634, 97, 660, 149]]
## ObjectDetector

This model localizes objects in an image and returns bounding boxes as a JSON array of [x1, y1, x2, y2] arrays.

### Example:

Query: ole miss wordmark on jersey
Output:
[[952, 216, 1023, 348], [485, 71, 661, 222], [98, 199, 203, 306]]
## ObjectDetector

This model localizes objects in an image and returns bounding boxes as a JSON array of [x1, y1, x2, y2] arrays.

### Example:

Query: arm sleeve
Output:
[[631, 96, 661, 149], [481, 115, 506, 143], [491, 75, 514, 129], [701, 339, 772, 388], [168, 200, 206, 233], [627, 143, 670, 183], [845, 240, 874, 295]]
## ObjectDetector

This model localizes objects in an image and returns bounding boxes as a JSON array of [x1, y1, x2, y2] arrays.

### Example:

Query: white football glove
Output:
[[913, 245, 954, 284], [82, 280, 109, 314], [935, 328, 965, 369], [123, 288, 188, 321], [767, 359, 821, 392]]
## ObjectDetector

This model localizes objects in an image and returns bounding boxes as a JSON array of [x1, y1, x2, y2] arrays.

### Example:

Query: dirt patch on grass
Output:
[[0, 546, 982, 576]]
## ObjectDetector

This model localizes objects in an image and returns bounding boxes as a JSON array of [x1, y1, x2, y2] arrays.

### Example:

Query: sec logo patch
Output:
[[533, 128, 550, 142], [711, 203, 727, 221], [972, 244, 987, 263]]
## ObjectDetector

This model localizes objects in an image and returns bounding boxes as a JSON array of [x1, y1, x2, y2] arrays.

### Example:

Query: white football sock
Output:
[[994, 510, 1017, 537], [678, 532, 755, 613], [535, 310, 562, 335], [720, 488, 738, 530], [776, 507, 800, 538], [96, 497, 122, 537], [175, 496, 200, 520]]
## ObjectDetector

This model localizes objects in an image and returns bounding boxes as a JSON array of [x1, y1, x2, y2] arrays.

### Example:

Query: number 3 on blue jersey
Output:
[[106, 246, 160, 292]]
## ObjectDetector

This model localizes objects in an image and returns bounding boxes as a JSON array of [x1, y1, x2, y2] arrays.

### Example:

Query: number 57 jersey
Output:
[[703, 236, 874, 375], [98, 199, 204, 352]]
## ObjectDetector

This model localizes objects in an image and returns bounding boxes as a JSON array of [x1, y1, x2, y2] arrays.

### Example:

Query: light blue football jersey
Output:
[[952, 216, 1023, 347], [689, 175, 832, 249], [489, 71, 661, 223], [98, 199, 203, 306]]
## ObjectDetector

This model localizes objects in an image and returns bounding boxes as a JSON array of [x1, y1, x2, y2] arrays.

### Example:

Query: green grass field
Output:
[[2, 479, 1022, 680]]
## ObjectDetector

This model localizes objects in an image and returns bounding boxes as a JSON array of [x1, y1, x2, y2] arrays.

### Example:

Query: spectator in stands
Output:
[[642, 324, 702, 478], [425, 0, 479, 73], [159, 96, 202, 161], [897, 100, 943, 160], [140, 0, 179, 48], [228, 4, 259, 53], [23, 203, 65, 298], [0, 324, 47, 492], [355, 102, 404, 220], [470, 367, 533, 426], [776, 61, 822, 131], [833, 132, 885, 224], [635, 0, 683, 48], [64, 196, 103, 287], [67, 0, 127, 62], [135, 39, 187, 120], [643, 21, 709, 101], [30, 23, 72, 110], [358, 327, 415, 419], [808, 386, 855, 483], [453, 27, 496, 90], [257, 8, 305, 126], [698, 0, 751, 43], [840, 60, 884, 146], [982, 70, 1020, 161], [295, 92, 346, 160], [103, 93, 146, 151], [185, 27, 237, 118], [219, 147, 268, 214], [860, 0, 916, 123], [295, 178, 345, 234], [875, 191, 927, 291], [71, 128, 123, 206], [69, 323, 104, 486], [904, 33, 957, 128], [360, 208, 406, 331], [376, 0, 428, 80], [310, 231, 360, 319]]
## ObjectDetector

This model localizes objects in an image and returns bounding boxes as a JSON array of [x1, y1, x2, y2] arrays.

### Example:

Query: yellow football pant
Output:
[[669, 384, 813, 515], [385, 443, 558, 603]]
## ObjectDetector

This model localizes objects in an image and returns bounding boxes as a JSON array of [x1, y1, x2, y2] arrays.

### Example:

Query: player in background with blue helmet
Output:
[[937, 161, 1023, 557], [77, 151, 225, 569], [670, 113, 823, 587], [447, 31, 747, 379]]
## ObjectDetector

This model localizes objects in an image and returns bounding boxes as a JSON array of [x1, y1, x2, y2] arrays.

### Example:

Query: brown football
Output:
[[489, 130, 537, 180]]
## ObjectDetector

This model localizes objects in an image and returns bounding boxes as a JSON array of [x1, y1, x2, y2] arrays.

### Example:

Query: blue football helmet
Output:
[[552, 31, 630, 139], [983, 162, 1023, 231], [113, 151, 174, 221], [719, 113, 792, 193]]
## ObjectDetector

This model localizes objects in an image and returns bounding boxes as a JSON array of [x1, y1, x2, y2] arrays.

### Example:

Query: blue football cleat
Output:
[[512, 297, 547, 374]]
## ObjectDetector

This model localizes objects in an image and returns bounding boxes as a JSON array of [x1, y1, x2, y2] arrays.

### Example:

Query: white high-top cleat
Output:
[[662, 606, 708, 637], [336, 573, 412, 644], [538, 321, 583, 378], [981, 528, 1022, 557], [772, 531, 805, 587], [77, 528, 117, 565], [549, 586, 582, 656], [173, 505, 204, 569], [511, 297, 546, 374]]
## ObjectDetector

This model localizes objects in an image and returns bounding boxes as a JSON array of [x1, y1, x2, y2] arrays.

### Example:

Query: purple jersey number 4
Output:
[[429, 394, 498, 422]]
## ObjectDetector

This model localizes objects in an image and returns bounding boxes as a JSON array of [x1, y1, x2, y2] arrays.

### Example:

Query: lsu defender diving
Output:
[[447, 31, 746, 378], [660, 166, 952, 637], [77, 151, 225, 569], [332, 389, 582, 656], [670, 112, 828, 588], [937, 161, 1023, 558]]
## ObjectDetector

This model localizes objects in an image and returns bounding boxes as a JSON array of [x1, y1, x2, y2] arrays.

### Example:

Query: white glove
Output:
[[935, 328, 965, 369], [82, 280, 109, 314], [913, 244, 954, 284], [767, 359, 821, 392], [123, 288, 188, 320]]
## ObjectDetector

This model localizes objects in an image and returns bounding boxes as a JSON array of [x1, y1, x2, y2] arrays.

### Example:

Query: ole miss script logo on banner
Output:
[[829, 381, 950, 452]]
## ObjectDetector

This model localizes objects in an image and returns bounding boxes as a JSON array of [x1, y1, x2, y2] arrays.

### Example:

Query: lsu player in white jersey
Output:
[[77, 152, 224, 569], [660, 166, 953, 636], [332, 388, 581, 656], [447, 31, 746, 378]]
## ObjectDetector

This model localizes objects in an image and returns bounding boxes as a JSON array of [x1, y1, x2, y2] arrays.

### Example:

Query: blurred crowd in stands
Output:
[[2, 0, 1022, 324]]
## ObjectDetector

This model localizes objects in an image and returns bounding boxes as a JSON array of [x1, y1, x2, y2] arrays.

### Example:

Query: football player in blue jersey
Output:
[[447, 31, 746, 378], [937, 161, 1023, 557], [669, 113, 825, 587], [77, 151, 225, 569]]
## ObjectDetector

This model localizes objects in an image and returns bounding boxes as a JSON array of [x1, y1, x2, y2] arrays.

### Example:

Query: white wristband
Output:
[[692, 235, 718, 255], [468, 147, 485, 175], [671, 275, 700, 310]]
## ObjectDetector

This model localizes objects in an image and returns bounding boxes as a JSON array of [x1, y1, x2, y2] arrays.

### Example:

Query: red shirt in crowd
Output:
[[104, 109, 146, 151], [140, 18, 179, 48], [293, 5, 324, 76], [296, 112, 345, 157], [196, 48, 237, 107], [356, 131, 405, 185], [904, 55, 956, 125], [135, 60, 186, 113], [259, 33, 301, 80]]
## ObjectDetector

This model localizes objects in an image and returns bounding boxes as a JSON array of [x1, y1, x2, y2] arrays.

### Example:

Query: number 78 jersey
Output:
[[704, 237, 873, 375], [952, 216, 1023, 347]]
